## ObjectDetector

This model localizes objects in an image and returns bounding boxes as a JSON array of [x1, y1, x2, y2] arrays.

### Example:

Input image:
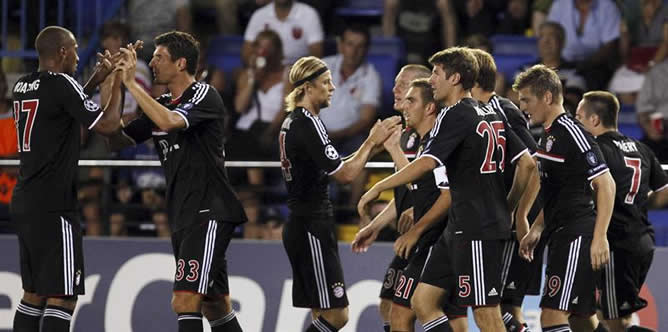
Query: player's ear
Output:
[[177, 58, 187, 72], [427, 102, 437, 115], [450, 72, 461, 86], [543, 91, 553, 105]]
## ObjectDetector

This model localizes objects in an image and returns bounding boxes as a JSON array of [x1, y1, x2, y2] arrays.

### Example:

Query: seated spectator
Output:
[[547, 0, 621, 90], [496, 0, 532, 35], [382, 0, 458, 64], [242, 0, 324, 65], [0, 67, 17, 232], [513, 22, 587, 113], [452, 0, 501, 39], [532, 0, 553, 35], [110, 141, 169, 237], [320, 23, 381, 209], [229, 29, 288, 235], [636, 59, 668, 162], [609, 0, 668, 105]]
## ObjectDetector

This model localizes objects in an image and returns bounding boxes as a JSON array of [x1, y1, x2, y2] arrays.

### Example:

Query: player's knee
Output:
[[379, 298, 393, 319], [171, 292, 202, 313], [22, 292, 45, 307], [201, 296, 231, 319], [450, 317, 469, 332], [321, 307, 349, 329], [390, 303, 416, 325], [541, 308, 568, 326], [46, 296, 77, 310], [472, 305, 501, 327]]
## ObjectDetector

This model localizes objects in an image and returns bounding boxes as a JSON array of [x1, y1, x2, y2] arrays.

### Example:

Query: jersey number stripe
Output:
[[13, 99, 39, 152], [279, 131, 293, 181], [623, 157, 641, 204], [476, 120, 506, 174]]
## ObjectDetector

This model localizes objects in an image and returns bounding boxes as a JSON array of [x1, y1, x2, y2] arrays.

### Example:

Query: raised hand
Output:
[[116, 47, 138, 85], [383, 126, 402, 151], [369, 116, 402, 146]]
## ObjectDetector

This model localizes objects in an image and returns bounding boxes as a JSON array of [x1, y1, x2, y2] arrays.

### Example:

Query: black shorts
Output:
[[450, 236, 505, 307], [171, 220, 235, 298], [417, 234, 468, 318], [599, 243, 654, 320], [379, 255, 408, 300], [540, 233, 599, 315], [13, 211, 85, 297], [393, 243, 434, 307], [501, 234, 547, 306], [282, 215, 349, 309]]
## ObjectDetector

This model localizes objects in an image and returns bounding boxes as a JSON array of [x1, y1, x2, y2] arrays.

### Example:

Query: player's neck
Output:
[[445, 89, 471, 107], [477, 90, 495, 104], [37, 59, 62, 73], [593, 127, 615, 137], [296, 99, 319, 115], [167, 75, 196, 102], [543, 106, 566, 129], [416, 116, 436, 137]]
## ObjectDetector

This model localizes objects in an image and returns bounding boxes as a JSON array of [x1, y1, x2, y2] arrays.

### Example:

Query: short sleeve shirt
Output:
[[535, 113, 609, 236], [244, 2, 324, 64], [279, 107, 343, 216]]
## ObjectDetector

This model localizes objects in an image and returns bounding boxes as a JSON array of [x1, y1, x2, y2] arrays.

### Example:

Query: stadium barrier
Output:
[[0, 236, 665, 332]]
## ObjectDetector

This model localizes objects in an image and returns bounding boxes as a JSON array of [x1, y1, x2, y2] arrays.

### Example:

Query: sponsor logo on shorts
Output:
[[332, 282, 345, 298]]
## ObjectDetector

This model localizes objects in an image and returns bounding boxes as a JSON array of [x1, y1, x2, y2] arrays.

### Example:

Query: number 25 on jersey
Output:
[[13, 99, 39, 152], [477, 120, 506, 174]]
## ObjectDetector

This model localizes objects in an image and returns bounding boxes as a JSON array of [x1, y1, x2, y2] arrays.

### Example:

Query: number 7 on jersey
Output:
[[13, 99, 39, 152]]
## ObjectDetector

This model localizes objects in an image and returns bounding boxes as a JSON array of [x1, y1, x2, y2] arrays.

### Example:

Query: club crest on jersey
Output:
[[332, 282, 345, 298], [546, 136, 555, 152], [84, 99, 99, 112], [325, 144, 339, 160], [586, 151, 598, 166]]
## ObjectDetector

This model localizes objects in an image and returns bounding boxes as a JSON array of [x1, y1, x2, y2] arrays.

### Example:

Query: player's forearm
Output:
[[387, 145, 410, 170], [94, 75, 123, 136], [529, 210, 545, 234], [370, 199, 398, 230], [106, 128, 136, 151], [592, 172, 616, 239], [126, 81, 184, 131], [375, 157, 435, 193], [336, 140, 375, 183], [414, 190, 451, 235], [507, 153, 536, 211], [83, 67, 107, 96]]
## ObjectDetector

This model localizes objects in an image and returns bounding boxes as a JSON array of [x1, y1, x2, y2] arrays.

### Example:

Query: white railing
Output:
[[0, 159, 397, 168]]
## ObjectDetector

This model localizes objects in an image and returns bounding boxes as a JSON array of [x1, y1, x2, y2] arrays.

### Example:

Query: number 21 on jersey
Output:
[[476, 120, 506, 173], [13, 99, 39, 152]]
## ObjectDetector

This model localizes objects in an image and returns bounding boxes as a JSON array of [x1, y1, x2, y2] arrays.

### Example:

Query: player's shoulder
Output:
[[552, 113, 595, 151], [46, 72, 83, 91], [183, 82, 222, 107]]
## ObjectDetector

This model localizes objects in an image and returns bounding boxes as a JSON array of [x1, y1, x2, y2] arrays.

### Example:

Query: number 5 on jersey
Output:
[[13, 99, 39, 152]]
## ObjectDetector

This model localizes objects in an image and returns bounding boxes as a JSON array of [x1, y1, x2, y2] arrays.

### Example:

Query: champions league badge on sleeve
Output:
[[325, 145, 339, 160]]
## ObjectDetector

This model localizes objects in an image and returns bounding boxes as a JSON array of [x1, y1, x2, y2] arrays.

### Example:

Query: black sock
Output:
[[594, 322, 609, 332], [178, 312, 203, 332], [383, 322, 391, 332], [210, 310, 243, 332], [543, 324, 571, 332], [422, 315, 452, 332], [42, 305, 73, 332], [503, 312, 525, 331], [627, 326, 655, 332], [13, 301, 43, 332], [306, 316, 338, 332]]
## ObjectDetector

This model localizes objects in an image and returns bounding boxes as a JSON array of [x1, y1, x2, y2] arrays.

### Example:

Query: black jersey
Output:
[[11, 71, 104, 214], [596, 131, 668, 249], [279, 108, 343, 217], [123, 82, 247, 231], [488, 95, 538, 191], [410, 131, 449, 235], [394, 127, 420, 216], [535, 113, 609, 236], [421, 98, 528, 240]]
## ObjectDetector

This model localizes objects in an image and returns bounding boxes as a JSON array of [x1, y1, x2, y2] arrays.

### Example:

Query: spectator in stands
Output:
[[128, 0, 191, 65], [382, 0, 458, 64], [452, 0, 501, 39], [496, 0, 532, 35], [636, 58, 668, 163], [532, 0, 553, 35], [242, 0, 324, 65], [320, 23, 381, 209], [230, 29, 288, 238], [0, 67, 17, 232], [517, 22, 587, 113], [259, 207, 284, 240], [609, 0, 668, 105], [547, 0, 621, 90], [110, 142, 170, 237]]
